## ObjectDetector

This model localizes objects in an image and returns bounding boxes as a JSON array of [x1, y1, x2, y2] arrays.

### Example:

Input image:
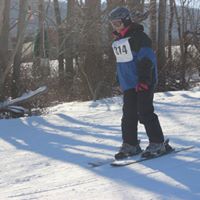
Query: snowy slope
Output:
[[0, 89, 200, 200]]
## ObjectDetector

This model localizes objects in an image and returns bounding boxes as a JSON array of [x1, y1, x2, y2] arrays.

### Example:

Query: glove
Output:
[[135, 82, 149, 92]]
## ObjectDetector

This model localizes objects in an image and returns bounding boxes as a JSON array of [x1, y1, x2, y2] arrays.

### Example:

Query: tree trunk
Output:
[[168, 0, 174, 62], [12, 0, 28, 98], [53, 0, 65, 85], [82, 0, 103, 100], [180, 1, 188, 88], [157, 0, 167, 90], [65, 0, 75, 89], [107, 0, 125, 7], [127, 0, 143, 12], [33, 0, 49, 82], [0, 1, 5, 34], [38, 0, 46, 59], [149, 0, 157, 51], [0, 0, 10, 100], [173, 0, 186, 88]]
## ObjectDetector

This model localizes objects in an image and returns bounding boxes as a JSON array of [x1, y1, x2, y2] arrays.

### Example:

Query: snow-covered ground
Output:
[[0, 88, 200, 200]]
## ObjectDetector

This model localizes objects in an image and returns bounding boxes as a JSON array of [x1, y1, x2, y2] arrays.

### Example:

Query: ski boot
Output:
[[141, 139, 173, 158], [115, 142, 142, 160]]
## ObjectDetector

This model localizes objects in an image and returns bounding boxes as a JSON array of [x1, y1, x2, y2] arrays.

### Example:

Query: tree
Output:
[[149, 0, 157, 50], [127, 0, 144, 12], [173, 0, 187, 88], [0, 1, 5, 34], [157, 0, 167, 90], [167, 0, 174, 62], [12, 0, 29, 98], [0, 0, 32, 100], [33, 0, 50, 82], [65, 0, 75, 89], [107, 0, 125, 7], [53, 0, 65, 84], [0, 0, 10, 100], [80, 0, 104, 100]]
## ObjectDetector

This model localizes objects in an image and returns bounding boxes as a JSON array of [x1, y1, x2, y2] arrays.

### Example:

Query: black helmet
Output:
[[109, 7, 132, 26]]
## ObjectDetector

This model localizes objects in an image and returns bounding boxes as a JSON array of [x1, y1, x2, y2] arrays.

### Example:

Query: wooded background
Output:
[[0, 0, 199, 106]]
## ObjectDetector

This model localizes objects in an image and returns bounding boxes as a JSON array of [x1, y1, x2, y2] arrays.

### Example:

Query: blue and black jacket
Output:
[[112, 23, 158, 91]]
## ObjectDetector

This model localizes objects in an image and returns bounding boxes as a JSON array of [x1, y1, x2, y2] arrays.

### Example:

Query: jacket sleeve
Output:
[[136, 34, 156, 85], [137, 55, 153, 85]]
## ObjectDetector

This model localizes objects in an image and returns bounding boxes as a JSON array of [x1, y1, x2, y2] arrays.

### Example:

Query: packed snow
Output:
[[0, 88, 200, 200]]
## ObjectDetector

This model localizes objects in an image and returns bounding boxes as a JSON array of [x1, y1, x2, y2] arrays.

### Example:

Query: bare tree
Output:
[[167, 0, 174, 62], [127, 0, 144, 12], [107, 0, 125, 7], [53, 0, 65, 84], [80, 0, 104, 100], [65, 0, 76, 89], [0, 1, 5, 34], [33, 0, 50, 82], [0, 0, 32, 100], [0, 0, 10, 100], [38, 0, 46, 59], [149, 0, 157, 50], [157, 0, 167, 90], [173, 0, 187, 88], [12, 0, 29, 98]]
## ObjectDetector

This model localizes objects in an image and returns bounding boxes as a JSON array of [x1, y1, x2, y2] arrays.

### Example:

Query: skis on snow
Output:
[[111, 146, 194, 167], [0, 86, 47, 109], [88, 158, 115, 168], [88, 145, 194, 168], [0, 86, 47, 117]]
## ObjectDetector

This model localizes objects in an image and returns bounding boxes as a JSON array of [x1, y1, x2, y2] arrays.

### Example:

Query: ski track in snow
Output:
[[0, 89, 200, 200]]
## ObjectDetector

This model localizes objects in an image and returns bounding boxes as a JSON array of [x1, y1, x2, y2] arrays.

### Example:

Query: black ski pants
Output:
[[121, 88, 164, 146]]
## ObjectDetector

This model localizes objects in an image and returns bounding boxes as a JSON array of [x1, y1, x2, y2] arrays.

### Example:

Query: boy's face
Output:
[[110, 19, 125, 33]]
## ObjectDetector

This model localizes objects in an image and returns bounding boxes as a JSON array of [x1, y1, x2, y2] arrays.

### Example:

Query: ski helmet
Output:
[[108, 7, 132, 27]]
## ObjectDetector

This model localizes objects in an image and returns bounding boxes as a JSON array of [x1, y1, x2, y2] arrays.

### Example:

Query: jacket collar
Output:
[[112, 23, 144, 40]]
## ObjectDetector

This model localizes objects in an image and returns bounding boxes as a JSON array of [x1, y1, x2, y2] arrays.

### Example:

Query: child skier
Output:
[[109, 7, 170, 159]]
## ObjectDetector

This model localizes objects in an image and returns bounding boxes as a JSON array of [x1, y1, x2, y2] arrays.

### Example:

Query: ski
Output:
[[111, 146, 194, 167], [0, 86, 48, 118], [0, 86, 47, 110], [5, 105, 28, 114], [88, 158, 115, 168], [88, 153, 143, 168]]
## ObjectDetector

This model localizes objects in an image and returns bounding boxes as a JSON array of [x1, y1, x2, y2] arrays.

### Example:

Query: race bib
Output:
[[112, 37, 133, 63]]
